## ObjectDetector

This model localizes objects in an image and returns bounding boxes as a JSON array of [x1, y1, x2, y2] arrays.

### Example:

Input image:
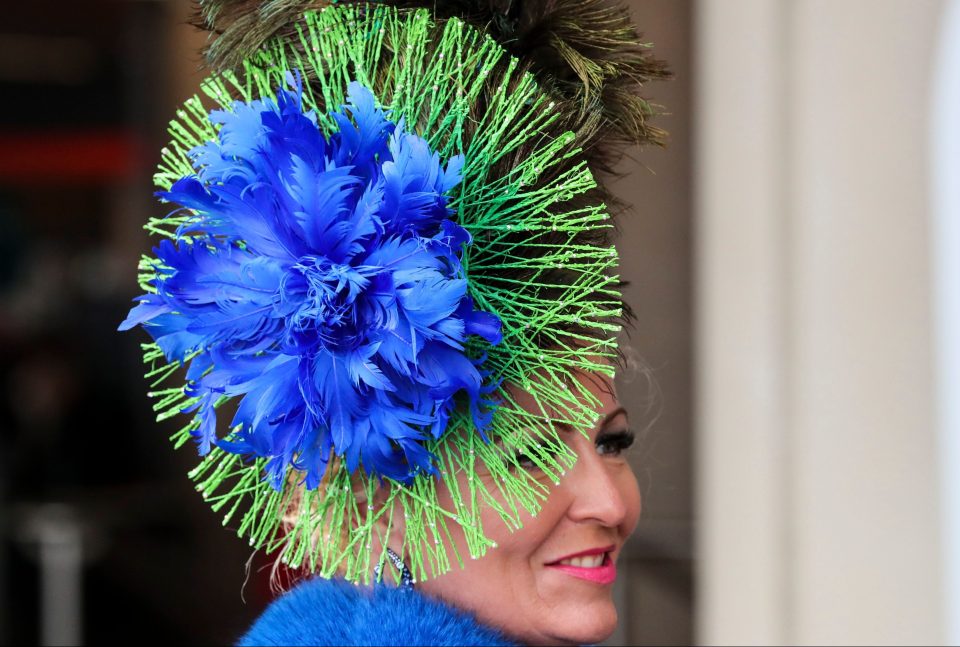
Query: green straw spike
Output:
[[169, 419, 198, 449]]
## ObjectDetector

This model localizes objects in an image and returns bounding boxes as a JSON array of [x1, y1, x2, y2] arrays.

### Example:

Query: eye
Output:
[[511, 440, 562, 472], [596, 430, 635, 457], [514, 452, 538, 470], [513, 446, 553, 471]]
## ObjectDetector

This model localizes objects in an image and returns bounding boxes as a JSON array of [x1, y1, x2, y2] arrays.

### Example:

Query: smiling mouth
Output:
[[545, 547, 617, 584], [554, 553, 608, 568]]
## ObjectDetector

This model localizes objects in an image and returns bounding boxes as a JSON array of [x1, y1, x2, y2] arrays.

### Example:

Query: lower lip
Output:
[[545, 554, 617, 585]]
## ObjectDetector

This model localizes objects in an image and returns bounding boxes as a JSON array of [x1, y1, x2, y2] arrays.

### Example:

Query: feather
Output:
[[118, 294, 171, 331], [191, 0, 670, 168], [127, 78, 499, 482]]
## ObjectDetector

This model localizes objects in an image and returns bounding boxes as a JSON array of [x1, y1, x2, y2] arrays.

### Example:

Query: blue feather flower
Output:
[[120, 76, 502, 486]]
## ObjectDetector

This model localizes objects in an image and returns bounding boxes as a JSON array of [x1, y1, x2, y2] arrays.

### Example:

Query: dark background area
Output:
[[0, 2, 265, 644], [0, 1, 693, 644]]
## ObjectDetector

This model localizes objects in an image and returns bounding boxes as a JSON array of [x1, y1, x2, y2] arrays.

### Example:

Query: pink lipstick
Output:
[[545, 546, 617, 585]]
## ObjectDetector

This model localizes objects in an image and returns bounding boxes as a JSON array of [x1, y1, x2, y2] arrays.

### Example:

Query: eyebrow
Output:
[[601, 406, 628, 428], [553, 405, 628, 433]]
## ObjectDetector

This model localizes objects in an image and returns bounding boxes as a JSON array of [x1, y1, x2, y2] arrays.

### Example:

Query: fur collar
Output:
[[238, 578, 518, 646]]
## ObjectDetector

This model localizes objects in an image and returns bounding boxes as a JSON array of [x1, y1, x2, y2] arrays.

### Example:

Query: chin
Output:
[[540, 601, 619, 646]]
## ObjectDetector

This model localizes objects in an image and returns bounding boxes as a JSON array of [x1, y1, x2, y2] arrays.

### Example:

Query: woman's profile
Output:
[[120, 1, 668, 644]]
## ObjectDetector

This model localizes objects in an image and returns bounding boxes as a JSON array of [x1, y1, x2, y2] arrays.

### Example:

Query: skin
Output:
[[380, 373, 641, 646]]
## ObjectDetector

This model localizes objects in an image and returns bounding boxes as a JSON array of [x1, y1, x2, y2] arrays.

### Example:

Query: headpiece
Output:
[[120, 0, 667, 583]]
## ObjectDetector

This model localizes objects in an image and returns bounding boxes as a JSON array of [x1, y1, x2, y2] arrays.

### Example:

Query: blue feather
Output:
[[123, 77, 501, 485], [118, 294, 171, 331]]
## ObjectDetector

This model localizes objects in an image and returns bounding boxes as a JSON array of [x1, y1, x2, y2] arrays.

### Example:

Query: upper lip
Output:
[[546, 544, 616, 564]]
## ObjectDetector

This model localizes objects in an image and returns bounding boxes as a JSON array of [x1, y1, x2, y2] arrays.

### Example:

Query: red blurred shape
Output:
[[0, 130, 142, 184]]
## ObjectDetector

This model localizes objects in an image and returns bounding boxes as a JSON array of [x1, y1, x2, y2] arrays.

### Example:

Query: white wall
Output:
[[933, 1, 960, 642], [696, 1, 946, 644]]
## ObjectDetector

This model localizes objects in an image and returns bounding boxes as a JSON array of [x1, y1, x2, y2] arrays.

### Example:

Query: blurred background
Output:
[[0, 0, 956, 644]]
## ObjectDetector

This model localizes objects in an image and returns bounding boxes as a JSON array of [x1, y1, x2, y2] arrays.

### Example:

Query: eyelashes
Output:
[[595, 429, 635, 457], [514, 452, 543, 470], [512, 429, 635, 469], [512, 442, 563, 471]]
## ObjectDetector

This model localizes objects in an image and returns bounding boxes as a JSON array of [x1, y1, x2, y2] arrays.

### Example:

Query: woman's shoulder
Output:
[[237, 578, 518, 646]]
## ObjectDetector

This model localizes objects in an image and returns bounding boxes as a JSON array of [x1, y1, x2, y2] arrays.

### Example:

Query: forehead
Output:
[[505, 370, 621, 424]]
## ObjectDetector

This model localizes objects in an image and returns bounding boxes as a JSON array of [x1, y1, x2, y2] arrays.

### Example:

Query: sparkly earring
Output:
[[374, 547, 415, 591]]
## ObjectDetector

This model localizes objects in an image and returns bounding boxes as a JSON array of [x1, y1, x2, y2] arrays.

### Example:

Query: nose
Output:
[[563, 444, 631, 528]]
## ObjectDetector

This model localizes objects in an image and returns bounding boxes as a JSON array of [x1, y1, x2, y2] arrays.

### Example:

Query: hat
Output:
[[120, 0, 667, 584]]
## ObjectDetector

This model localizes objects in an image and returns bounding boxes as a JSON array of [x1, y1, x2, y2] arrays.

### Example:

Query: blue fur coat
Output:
[[237, 578, 518, 646]]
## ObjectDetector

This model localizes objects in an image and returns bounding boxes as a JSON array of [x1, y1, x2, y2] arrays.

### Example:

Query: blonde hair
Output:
[[269, 456, 376, 592]]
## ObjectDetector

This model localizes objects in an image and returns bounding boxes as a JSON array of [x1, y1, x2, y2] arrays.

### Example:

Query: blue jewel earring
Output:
[[374, 547, 414, 591]]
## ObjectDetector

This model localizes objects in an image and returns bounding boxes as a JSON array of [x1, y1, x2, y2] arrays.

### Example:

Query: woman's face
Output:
[[417, 374, 641, 645]]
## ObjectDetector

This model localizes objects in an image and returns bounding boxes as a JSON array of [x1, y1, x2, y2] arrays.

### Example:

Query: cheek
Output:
[[620, 466, 643, 536], [416, 486, 565, 627], [417, 517, 543, 634], [416, 479, 535, 596]]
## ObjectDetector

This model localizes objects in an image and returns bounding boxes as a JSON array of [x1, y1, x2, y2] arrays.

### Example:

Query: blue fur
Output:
[[237, 578, 518, 646]]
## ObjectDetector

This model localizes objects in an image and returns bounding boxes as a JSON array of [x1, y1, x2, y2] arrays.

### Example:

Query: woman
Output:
[[121, 0, 666, 644], [241, 373, 638, 646]]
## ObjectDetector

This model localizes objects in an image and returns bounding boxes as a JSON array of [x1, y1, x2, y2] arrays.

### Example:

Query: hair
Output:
[[270, 458, 350, 592]]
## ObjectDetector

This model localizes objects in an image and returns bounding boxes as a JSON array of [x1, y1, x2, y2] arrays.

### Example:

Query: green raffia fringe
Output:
[[140, 4, 621, 584]]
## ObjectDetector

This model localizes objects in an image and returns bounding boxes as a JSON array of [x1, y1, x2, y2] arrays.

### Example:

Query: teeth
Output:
[[558, 554, 604, 568]]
